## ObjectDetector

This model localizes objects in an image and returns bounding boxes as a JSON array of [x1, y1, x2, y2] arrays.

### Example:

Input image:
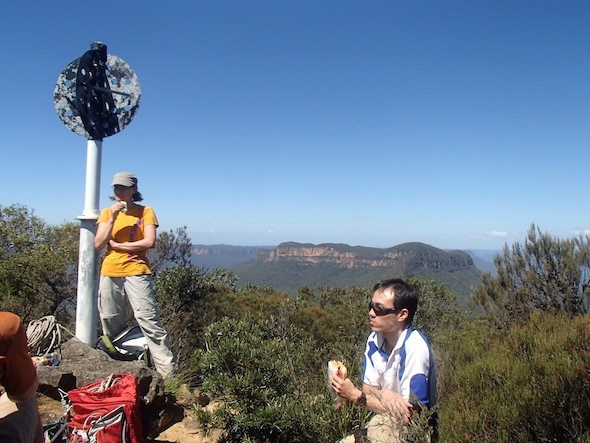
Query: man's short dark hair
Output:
[[373, 278, 418, 323]]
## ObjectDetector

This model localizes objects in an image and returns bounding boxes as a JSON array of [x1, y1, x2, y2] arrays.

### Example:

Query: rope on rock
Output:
[[26, 315, 62, 356]]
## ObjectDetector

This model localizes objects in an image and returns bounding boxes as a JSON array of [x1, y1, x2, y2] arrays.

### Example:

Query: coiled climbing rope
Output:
[[26, 315, 62, 356]]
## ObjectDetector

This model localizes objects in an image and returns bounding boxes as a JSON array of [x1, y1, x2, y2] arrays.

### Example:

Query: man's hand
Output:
[[329, 372, 361, 402], [376, 389, 414, 422], [329, 375, 413, 422]]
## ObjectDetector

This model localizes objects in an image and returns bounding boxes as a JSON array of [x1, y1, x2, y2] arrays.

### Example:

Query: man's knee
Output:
[[0, 394, 43, 443], [366, 414, 403, 443]]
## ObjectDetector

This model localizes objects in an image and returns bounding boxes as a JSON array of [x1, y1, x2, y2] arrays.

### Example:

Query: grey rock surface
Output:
[[36, 337, 168, 435]]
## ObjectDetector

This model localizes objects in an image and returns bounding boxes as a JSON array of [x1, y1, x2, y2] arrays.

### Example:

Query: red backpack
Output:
[[67, 373, 144, 443]]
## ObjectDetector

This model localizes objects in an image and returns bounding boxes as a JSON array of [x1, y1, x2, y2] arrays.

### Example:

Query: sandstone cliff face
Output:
[[266, 244, 395, 268], [263, 242, 474, 271]]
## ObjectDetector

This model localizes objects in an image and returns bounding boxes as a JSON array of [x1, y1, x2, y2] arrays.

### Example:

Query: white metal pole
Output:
[[75, 139, 102, 344]]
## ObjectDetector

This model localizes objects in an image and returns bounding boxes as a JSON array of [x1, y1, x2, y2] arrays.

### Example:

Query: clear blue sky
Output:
[[1, 1, 589, 251]]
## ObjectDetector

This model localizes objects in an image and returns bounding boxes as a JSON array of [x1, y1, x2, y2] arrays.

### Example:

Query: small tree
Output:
[[148, 225, 193, 274], [408, 276, 466, 339], [472, 223, 590, 329], [155, 265, 238, 368], [0, 204, 79, 323]]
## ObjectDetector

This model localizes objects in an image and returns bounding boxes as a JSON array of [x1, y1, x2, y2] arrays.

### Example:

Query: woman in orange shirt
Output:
[[95, 172, 176, 380]]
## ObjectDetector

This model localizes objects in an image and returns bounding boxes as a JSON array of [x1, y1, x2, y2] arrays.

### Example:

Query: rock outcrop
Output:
[[264, 241, 475, 271]]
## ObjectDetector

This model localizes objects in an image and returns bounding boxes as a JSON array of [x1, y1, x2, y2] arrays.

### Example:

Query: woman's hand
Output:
[[110, 201, 127, 217], [108, 239, 122, 250]]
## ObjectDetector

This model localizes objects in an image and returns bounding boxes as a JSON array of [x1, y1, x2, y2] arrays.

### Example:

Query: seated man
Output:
[[0, 312, 44, 443], [330, 278, 437, 442]]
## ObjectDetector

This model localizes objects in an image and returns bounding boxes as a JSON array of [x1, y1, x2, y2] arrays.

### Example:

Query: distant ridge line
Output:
[[189, 242, 497, 306]]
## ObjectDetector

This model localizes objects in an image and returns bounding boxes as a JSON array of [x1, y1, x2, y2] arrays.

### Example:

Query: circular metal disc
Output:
[[54, 54, 141, 139]]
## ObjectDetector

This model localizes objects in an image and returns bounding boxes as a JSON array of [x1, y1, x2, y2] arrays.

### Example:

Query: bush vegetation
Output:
[[2, 206, 590, 442], [440, 313, 590, 442]]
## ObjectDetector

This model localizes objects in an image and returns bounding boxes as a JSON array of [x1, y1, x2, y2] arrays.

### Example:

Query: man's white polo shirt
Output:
[[361, 326, 436, 408]]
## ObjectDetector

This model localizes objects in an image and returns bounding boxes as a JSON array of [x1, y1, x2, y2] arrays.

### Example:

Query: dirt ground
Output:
[[38, 393, 222, 443], [150, 413, 221, 443]]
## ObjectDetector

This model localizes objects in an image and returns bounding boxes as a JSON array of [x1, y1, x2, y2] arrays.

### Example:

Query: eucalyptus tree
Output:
[[0, 204, 79, 322], [472, 223, 590, 329]]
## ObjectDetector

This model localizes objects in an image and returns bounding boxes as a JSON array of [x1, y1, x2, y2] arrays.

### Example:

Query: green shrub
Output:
[[194, 313, 370, 442], [155, 265, 238, 369], [439, 312, 590, 442], [183, 277, 463, 442]]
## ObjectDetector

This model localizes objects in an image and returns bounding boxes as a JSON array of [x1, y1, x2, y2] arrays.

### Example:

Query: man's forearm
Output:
[[364, 386, 412, 420]]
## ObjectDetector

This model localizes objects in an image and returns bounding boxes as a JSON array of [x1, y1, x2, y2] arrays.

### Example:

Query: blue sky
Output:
[[1, 1, 589, 251]]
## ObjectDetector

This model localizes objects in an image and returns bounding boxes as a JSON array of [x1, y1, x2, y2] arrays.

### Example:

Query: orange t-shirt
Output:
[[98, 205, 159, 277], [0, 312, 37, 401]]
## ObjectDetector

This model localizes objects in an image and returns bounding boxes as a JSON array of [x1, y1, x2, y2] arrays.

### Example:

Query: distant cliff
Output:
[[264, 241, 474, 271], [226, 242, 482, 304]]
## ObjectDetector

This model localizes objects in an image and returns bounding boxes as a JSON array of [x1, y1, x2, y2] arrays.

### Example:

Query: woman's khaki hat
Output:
[[111, 172, 137, 187]]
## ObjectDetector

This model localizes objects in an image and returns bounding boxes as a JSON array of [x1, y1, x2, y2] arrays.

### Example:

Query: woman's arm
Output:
[[95, 217, 115, 251], [108, 223, 157, 252], [94, 202, 126, 250]]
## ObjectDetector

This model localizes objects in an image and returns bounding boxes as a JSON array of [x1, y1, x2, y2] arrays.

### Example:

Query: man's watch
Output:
[[356, 392, 367, 406]]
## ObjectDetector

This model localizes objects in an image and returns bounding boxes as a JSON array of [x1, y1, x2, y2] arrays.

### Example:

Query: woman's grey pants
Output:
[[98, 275, 177, 380]]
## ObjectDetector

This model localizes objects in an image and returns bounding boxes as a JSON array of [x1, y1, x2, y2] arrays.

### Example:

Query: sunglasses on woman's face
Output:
[[368, 301, 400, 317]]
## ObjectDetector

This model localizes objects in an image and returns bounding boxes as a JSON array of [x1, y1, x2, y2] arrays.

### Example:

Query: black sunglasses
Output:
[[369, 301, 400, 317]]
